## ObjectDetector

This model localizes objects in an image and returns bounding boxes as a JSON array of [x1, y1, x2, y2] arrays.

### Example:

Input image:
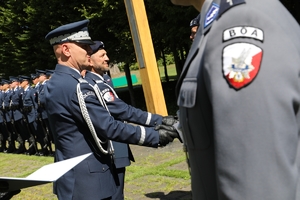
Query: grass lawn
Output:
[[111, 64, 178, 87], [0, 141, 190, 200]]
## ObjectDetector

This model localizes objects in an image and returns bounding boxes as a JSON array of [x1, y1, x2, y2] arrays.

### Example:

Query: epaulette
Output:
[[218, 0, 246, 19], [203, 2, 220, 34]]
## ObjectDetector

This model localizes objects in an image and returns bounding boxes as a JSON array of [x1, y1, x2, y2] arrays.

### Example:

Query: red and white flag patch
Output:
[[223, 43, 263, 89]]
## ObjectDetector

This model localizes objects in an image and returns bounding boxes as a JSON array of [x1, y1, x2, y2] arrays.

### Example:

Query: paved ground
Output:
[[124, 140, 192, 200]]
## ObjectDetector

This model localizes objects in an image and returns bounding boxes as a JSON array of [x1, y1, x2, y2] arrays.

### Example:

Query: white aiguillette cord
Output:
[[76, 78, 114, 156]]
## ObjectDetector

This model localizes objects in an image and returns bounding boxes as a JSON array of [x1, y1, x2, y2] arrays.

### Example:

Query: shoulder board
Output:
[[203, 2, 220, 34], [95, 80, 104, 84], [218, 0, 245, 19], [204, 2, 220, 29]]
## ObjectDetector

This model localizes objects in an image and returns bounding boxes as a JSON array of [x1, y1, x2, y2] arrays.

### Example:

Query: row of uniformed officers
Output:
[[0, 69, 54, 156]]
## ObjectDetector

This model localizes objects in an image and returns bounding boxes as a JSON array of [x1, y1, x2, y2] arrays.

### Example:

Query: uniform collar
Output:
[[41, 80, 48, 85], [55, 64, 82, 79], [24, 85, 30, 91], [86, 71, 104, 81]]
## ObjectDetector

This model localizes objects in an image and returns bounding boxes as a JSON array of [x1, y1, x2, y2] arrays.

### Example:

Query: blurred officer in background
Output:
[[31, 73, 39, 88], [8, 76, 27, 154], [85, 41, 177, 199], [30, 73, 39, 117], [189, 13, 200, 41], [44, 19, 179, 200], [45, 69, 55, 140], [0, 81, 6, 152], [35, 69, 52, 156], [1, 79, 15, 153], [46, 70, 54, 80], [19, 75, 38, 155], [171, 0, 300, 199]]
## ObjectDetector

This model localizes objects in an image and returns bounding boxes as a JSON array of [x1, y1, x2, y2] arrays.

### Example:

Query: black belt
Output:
[[10, 105, 19, 111], [22, 106, 33, 112]]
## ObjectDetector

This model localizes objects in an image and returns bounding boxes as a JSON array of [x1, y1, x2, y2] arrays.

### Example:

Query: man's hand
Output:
[[162, 115, 178, 126], [155, 124, 179, 146]]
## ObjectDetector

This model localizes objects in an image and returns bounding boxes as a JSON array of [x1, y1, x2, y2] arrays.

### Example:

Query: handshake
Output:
[[156, 115, 181, 146]]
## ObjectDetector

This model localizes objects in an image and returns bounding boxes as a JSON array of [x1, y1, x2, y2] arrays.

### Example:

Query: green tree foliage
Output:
[[78, 0, 137, 65], [281, 0, 300, 24], [0, 0, 298, 78], [0, 0, 92, 77], [0, 0, 197, 78], [145, 0, 197, 73]]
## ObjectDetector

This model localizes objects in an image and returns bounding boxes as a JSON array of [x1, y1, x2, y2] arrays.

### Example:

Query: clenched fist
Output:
[[155, 124, 179, 146], [162, 115, 178, 126]]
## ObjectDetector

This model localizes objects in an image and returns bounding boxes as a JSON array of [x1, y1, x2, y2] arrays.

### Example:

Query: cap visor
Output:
[[73, 40, 95, 45]]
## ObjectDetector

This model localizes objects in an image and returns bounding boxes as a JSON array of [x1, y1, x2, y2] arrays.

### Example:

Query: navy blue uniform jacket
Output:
[[22, 86, 37, 123], [37, 81, 49, 120], [0, 91, 4, 123], [10, 87, 23, 121], [3, 90, 12, 123], [45, 64, 159, 200]]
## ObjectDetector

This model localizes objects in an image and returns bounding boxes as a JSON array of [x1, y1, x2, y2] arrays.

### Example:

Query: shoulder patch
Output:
[[223, 26, 264, 42], [82, 91, 95, 99], [222, 43, 263, 90], [218, 0, 245, 19], [204, 3, 219, 28], [103, 91, 115, 102]]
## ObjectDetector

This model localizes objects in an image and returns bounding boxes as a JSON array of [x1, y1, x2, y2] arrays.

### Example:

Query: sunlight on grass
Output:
[[0, 153, 56, 200], [125, 149, 189, 182], [0, 141, 190, 200], [111, 64, 177, 87]]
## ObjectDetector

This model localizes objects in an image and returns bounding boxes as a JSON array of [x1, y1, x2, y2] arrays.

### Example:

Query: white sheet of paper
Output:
[[26, 153, 92, 181], [0, 152, 92, 192]]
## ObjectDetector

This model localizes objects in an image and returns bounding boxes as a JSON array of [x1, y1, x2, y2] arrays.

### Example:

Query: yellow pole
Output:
[[124, 0, 168, 116]]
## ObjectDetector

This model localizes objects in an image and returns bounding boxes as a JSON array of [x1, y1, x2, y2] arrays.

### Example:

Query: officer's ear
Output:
[[53, 44, 68, 59], [61, 43, 71, 57]]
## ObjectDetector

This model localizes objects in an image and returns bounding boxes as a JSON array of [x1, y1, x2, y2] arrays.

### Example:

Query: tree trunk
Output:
[[161, 49, 169, 82], [124, 63, 136, 107], [171, 42, 182, 79]]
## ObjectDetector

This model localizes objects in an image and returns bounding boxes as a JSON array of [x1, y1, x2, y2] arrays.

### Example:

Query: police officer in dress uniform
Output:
[[44, 19, 179, 200], [189, 13, 201, 41], [35, 69, 51, 156], [7, 76, 27, 154], [44, 69, 55, 149], [1, 79, 15, 153], [31, 73, 39, 88], [30, 72, 47, 155], [46, 70, 55, 79], [170, 0, 300, 199], [84, 41, 177, 199], [19, 75, 39, 155], [0, 81, 6, 152], [37, 69, 54, 156]]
